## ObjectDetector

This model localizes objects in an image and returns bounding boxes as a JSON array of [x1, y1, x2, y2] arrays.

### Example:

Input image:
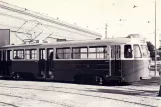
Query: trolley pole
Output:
[[105, 24, 108, 39]]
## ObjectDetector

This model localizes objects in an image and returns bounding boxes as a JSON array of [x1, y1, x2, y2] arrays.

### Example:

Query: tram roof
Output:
[[1, 37, 141, 48]]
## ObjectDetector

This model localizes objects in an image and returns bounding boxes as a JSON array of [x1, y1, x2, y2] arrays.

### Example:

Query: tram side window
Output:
[[80, 48, 88, 59], [124, 45, 133, 58], [88, 46, 107, 59], [111, 45, 121, 59], [56, 48, 70, 59], [72, 47, 88, 59], [39, 49, 46, 60], [7, 50, 12, 60], [133, 45, 142, 58], [141, 45, 149, 57], [0, 51, 1, 61], [25, 49, 37, 59], [72, 48, 80, 59], [13, 50, 24, 59], [31, 50, 37, 59], [3, 50, 6, 60], [26, 50, 30, 59], [47, 48, 54, 60], [111, 45, 115, 58]]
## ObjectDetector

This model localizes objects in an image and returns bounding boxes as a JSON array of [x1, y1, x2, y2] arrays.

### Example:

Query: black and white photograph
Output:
[[0, 0, 161, 106]]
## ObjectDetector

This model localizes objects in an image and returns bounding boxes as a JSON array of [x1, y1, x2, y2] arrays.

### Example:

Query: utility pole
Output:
[[154, 0, 157, 76], [155, 0, 161, 97], [105, 24, 108, 39]]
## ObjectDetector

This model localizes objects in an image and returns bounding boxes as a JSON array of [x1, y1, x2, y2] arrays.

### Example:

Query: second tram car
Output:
[[0, 37, 151, 84]]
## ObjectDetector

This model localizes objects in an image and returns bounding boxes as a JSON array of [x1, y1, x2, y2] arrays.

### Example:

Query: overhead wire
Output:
[[0, 12, 97, 39], [0, 3, 100, 43]]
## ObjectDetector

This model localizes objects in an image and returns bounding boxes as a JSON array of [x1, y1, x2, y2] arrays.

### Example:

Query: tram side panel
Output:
[[53, 60, 109, 82], [11, 60, 39, 79], [53, 60, 77, 81], [110, 60, 122, 80], [121, 60, 135, 82]]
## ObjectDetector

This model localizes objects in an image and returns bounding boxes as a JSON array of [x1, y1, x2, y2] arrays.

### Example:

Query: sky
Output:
[[1, 0, 161, 47]]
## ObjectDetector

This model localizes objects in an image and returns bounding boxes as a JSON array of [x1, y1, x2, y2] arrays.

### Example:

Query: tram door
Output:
[[38, 48, 54, 79], [1, 50, 6, 76], [1, 50, 11, 76], [111, 45, 122, 77], [6, 50, 12, 76], [46, 48, 54, 79], [38, 49, 46, 78]]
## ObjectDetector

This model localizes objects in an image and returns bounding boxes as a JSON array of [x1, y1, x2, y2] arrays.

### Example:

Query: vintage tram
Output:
[[0, 37, 151, 84]]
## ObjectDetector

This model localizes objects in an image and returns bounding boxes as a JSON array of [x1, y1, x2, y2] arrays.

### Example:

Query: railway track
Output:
[[0, 80, 160, 107]]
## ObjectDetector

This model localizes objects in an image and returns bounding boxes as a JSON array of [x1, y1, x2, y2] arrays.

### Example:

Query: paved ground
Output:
[[0, 77, 161, 107]]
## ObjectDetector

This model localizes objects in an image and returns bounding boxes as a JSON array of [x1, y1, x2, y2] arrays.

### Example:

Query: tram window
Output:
[[0, 51, 1, 61], [13, 50, 24, 59], [56, 48, 70, 59], [72, 48, 81, 59], [47, 48, 53, 60], [116, 46, 121, 58], [141, 45, 149, 57], [7, 50, 12, 60], [31, 50, 37, 59], [124, 45, 133, 58], [39, 49, 46, 60], [80, 48, 88, 59], [49, 51, 53, 60], [133, 45, 142, 58], [88, 48, 96, 58], [25, 49, 37, 59], [3, 50, 6, 60], [88, 46, 107, 59], [72, 47, 88, 59], [26, 50, 30, 59], [111, 46, 115, 58], [111, 45, 121, 59]]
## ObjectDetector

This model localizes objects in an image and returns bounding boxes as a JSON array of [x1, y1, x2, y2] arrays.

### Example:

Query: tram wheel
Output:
[[95, 76, 104, 85], [13, 73, 20, 79]]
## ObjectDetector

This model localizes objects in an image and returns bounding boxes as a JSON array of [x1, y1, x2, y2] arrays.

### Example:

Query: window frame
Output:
[[25, 49, 37, 60], [133, 44, 142, 58], [88, 46, 107, 59], [13, 49, 24, 59], [56, 47, 71, 59], [72, 47, 88, 59], [124, 44, 133, 58]]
